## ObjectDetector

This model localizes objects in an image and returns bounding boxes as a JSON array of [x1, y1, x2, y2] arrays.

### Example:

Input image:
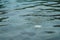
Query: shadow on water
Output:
[[44, 31, 56, 34], [0, 4, 5, 8], [0, 11, 7, 15], [53, 25, 60, 27], [0, 17, 8, 22]]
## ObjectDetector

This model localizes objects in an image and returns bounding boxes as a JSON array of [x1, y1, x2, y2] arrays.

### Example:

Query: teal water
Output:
[[0, 0, 60, 40]]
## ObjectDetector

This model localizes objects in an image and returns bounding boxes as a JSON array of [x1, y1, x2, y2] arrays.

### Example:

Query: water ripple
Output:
[[0, 0, 60, 40]]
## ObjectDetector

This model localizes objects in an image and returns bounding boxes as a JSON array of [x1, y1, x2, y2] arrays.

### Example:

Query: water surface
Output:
[[0, 0, 60, 40]]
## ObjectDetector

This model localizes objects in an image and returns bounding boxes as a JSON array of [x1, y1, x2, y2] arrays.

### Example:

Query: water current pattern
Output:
[[0, 0, 60, 40]]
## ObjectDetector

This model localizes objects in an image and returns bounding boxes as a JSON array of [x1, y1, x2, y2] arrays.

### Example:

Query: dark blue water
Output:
[[0, 0, 60, 40]]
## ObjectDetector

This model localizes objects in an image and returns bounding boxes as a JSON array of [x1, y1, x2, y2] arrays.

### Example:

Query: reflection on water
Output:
[[0, 0, 60, 40]]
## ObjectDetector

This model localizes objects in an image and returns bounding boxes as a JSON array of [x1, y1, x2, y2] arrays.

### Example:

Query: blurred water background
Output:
[[0, 0, 60, 40]]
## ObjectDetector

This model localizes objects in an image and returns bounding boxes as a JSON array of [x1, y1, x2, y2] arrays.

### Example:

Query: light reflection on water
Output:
[[0, 0, 60, 40]]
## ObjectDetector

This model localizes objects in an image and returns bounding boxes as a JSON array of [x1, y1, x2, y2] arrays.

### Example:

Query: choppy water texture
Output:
[[0, 0, 60, 40]]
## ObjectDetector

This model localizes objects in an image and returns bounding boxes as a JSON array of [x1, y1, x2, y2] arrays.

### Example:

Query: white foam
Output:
[[34, 25, 42, 28]]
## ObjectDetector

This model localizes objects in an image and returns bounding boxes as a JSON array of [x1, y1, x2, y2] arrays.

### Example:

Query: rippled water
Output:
[[0, 0, 60, 40]]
